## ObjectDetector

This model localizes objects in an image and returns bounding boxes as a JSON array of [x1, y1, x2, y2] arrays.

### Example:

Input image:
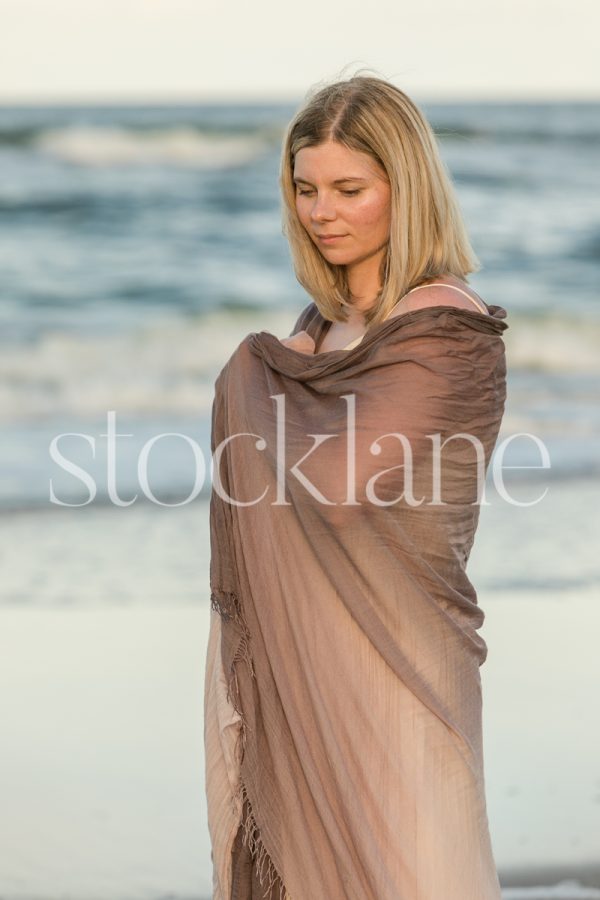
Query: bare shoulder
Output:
[[390, 276, 490, 317]]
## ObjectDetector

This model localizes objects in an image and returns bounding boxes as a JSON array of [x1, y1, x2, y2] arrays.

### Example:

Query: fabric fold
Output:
[[205, 300, 508, 900]]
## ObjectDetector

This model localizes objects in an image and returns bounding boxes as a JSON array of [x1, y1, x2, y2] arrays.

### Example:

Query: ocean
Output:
[[0, 100, 599, 898], [1, 100, 600, 513]]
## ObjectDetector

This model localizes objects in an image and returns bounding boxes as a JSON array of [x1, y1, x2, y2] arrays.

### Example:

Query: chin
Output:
[[318, 247, 355, 262]]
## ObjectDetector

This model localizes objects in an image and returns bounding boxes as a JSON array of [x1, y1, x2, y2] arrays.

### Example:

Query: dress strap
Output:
[[340, 282, 487, 350], [388, 282, 488, 316]]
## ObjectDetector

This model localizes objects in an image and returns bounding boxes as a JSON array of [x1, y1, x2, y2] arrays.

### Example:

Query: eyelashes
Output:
[[296, 189, 361, 197]]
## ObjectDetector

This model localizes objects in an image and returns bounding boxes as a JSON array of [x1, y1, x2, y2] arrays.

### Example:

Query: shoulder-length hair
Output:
[[279, 73, 481, 328]]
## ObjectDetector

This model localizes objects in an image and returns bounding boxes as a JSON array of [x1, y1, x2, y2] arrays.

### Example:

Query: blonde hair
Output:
[[279, 71, 481, 328]]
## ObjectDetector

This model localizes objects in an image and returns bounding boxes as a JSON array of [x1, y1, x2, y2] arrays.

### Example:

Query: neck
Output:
[[344, 243, 387, 318]]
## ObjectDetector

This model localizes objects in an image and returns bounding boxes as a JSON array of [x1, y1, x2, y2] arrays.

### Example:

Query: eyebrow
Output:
[[292, 176, 368, 185]]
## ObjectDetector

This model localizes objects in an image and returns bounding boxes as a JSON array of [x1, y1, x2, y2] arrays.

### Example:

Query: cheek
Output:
[[295, 198, 311, 228], [351, 195, 390, 230]]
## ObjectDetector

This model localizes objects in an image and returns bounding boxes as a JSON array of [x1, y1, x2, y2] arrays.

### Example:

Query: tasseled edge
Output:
[[211, 587, 292, 899], [238, 779, 293, 900], [210, 587, 256, 763], [211, 588, 292, 898]]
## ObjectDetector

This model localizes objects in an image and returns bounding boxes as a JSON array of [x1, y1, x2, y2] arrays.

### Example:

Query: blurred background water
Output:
[[1, 102, 600, 474], [1, 99, 599, 899], [1, 99, 599, 587]]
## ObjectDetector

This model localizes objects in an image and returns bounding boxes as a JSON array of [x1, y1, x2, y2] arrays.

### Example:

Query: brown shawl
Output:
[[204, 300, 509, 900]]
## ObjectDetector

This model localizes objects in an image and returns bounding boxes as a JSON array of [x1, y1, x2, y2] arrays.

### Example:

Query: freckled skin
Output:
[[282, 139, 392, 351], [293, 140, 391, 282]]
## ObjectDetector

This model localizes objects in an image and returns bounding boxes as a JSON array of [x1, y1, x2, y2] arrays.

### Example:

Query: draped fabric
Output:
[[204, 300, 509, 900]]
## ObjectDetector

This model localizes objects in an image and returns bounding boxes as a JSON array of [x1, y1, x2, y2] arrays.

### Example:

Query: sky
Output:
[[0, 0, 598, 103]]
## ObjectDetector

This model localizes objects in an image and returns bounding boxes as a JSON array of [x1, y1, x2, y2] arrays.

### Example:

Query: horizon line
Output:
[[0, 89, 599, 107]]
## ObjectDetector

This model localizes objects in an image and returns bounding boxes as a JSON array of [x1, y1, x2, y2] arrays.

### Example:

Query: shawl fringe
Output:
[[210, 588, 256, 762], [210, 587, 291, 899], [237, 779, 292, 900]]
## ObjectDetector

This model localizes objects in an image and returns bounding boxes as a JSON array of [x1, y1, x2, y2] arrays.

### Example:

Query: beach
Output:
[[1, 98, 599, 898], [0, 485, 599, 899]]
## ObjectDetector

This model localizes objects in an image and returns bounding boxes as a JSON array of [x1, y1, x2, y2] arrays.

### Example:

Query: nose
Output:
[[309, 192, 337, 223]]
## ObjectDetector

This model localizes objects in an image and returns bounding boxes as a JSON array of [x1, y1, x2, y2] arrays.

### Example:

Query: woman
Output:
[[204, 74, 508, 900]]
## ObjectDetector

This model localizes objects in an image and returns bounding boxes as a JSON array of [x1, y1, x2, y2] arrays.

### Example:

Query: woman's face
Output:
[[293, 140, 391, 266]]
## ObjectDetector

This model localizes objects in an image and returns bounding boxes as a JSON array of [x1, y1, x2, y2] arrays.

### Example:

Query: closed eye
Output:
[[296, 188, 361, 197]]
